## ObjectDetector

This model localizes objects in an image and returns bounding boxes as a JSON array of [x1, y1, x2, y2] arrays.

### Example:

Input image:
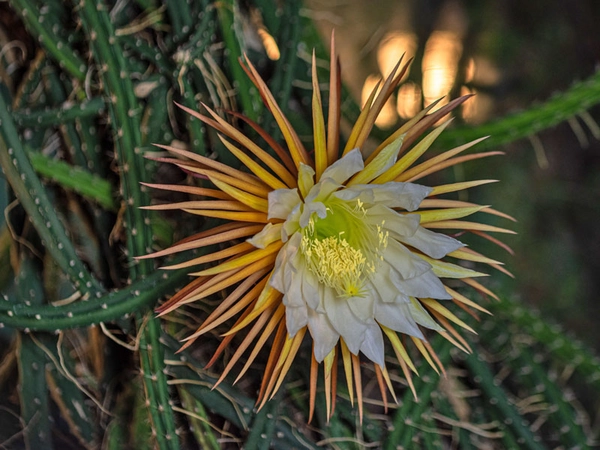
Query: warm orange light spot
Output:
[[462, 56, 498, 123], [460, 86, 494, 124], [422, 31, 463, 107], [465, 58, 476, 83], [377, 32, 417, 80], [396, 82, 422, 119]]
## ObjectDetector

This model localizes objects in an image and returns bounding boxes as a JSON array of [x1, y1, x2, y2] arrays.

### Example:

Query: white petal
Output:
[[268, 188, 301, 220], [320, 147, 364, 184], [301, 268, 321, 310], [408, 298, 444, 331], [369, 271, 411, 304], [305, 177, 341, 204], [384, 239, 432, 280], [347, 294, 375, 323], [314, 283, 327, 314], [270, 233, 301, 293], [307, 309, 339, 362], [332, 186, 362, 202], [367, 204, 421, 238], [281, 203, 301, 242], [391, 267, 452, 300], [359, 324, 386, 367], [374, 300, 425, 339], [398, 226, 464, 259], [283, 257, 307, 308], [298, 163, 315, 198], [285, 304, 308, 337], [324, 289, 365, 354], [247, 222, 283, 249], [335, 182, 431, 211], [275, 239, 322, 312], [299, 201, 327, 228]]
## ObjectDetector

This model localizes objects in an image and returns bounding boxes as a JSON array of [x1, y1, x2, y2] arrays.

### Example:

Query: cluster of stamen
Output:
[[300, 199, 388, 298]]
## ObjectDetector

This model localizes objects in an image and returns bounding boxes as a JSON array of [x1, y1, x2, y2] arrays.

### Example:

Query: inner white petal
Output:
[[391, 267, 452, 300], [298, 163, 315, 198], [367, 203, 421, 238], [300, 268, 321, 311], [397, 226, 464, 259], [319, 147, 364, 184], [268, 188, 301, 220], [347, 294, 375, 323], [384, 239, 433, 281], [368, 268, 411, 304], [281, 203, 301, 242], [248, 222, 282, 249], [335, 182, 432, 211], [299, 201, 327, 228], [304, 177, 342, 204]]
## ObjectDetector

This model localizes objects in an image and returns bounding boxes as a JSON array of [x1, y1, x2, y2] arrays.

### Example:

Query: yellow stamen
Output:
[[302, 232, 369, 297], [299, 199, 388, 298]]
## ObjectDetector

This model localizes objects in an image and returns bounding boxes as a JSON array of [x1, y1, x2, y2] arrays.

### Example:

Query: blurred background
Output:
[[304, 0, 600, 349]]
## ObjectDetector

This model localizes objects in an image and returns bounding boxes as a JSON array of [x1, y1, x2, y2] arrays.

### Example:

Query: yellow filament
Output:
[[299, 200, 389, 298], [302, 232, 369, 297]]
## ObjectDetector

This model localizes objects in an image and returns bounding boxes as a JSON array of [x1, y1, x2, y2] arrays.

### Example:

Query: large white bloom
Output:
[[145, 38, 512, 418], [249, 148, 464, 367]]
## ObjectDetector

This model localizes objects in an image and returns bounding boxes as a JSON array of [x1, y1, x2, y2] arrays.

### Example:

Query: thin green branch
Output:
[[0, 86, 104, 296], [0, 263, 189, 329], [10, 0, 87, 81], [13, 97, 105, 127], [27, 151, 116, 210], [438, 71, 600, 150]]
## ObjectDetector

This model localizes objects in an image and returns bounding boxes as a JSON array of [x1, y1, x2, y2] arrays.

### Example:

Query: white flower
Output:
[[265, 149, 462, 367]]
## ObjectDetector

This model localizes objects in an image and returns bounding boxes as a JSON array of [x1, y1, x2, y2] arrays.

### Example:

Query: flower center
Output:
[[300, 199, 388, 298]]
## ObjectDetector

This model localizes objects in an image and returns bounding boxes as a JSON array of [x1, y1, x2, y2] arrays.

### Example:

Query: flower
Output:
[[139, 35, 514, 421]]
